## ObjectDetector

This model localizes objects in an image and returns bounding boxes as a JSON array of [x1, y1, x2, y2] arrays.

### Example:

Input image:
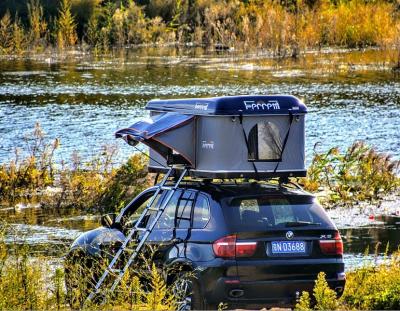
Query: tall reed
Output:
[[0, 0, 399, 54]]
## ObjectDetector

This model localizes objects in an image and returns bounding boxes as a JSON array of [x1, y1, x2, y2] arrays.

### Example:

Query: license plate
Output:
[[271, 241, 306, 254]]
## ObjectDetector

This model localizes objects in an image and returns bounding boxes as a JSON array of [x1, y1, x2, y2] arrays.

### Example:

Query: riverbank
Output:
[[1, 46, 400, 71], [0, 226, 399, 311]]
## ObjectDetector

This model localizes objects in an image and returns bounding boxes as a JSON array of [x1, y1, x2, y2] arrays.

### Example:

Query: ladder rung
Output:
[[176, 216, 191, 221], [161, 186, 173, 191], [148, 207, 160, 212], [135, 227, 149, 232], [108, 268, 121, 274]]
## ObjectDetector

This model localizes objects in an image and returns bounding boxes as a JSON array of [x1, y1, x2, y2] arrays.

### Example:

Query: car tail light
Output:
[[319, 231, 343, 255], [213, 235, 257, 258], [236, 241, 257, 257], [213, 235, 236, 258]]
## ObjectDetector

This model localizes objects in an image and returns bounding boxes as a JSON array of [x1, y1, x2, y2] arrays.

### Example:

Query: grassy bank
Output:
[[0, 0, 399, 58], [295, 249, 400, 310], [1, 221, 399, 311], [0, 123, 151, 213], [0, 124, 398, 211], [0, 225, 177, 310]]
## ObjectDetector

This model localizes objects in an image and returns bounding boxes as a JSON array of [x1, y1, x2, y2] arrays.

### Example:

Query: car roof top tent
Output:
[[116, 95, 307, 179]]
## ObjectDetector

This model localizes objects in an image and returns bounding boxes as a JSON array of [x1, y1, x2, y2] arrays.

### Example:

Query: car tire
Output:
[[173, 272, 215, 310]]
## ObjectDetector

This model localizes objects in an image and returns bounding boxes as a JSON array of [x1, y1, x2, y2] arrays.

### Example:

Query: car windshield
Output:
[[222, 195, 333, 231]]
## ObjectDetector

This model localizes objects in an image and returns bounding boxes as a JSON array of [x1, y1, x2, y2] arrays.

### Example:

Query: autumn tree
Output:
[[0, 11, 13, 53], [57, 0, 78, 49], [27, 0, 47, 47]]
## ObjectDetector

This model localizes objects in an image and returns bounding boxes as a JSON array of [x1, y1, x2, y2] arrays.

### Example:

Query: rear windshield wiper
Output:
[[283, 221, 321, 227]]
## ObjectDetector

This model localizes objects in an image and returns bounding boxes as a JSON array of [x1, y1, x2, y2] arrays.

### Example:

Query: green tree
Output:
[[56, 0, 78, 49]]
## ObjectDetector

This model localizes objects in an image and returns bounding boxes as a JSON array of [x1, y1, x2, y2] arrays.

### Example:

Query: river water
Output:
[[0, 47, 399, 268]]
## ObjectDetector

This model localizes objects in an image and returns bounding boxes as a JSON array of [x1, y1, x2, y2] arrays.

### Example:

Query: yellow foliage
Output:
[[57, 0, 78, 49]]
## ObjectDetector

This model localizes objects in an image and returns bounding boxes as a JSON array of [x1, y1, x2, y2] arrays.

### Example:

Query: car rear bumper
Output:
[[203, 276, 345, 308]]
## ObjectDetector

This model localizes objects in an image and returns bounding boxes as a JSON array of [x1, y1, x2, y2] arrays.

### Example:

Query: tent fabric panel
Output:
[[115, 113, 194, 141], [195, 115, 305, 173], [153, 120, 195, 166]]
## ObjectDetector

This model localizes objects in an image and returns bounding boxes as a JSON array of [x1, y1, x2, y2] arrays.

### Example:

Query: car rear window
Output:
[[222, 195, 333, 231]]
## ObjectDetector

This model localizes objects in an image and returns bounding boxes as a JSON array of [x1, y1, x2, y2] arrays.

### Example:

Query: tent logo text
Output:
[[244, 100, 280, 111], [195, 103, 209, 111], [202, 140, 214, 149]]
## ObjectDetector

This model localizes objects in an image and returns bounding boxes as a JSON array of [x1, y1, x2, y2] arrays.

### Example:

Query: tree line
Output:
[[0, 0, 399, 55]]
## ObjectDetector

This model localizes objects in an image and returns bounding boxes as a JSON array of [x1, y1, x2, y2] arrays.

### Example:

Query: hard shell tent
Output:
[[116, 95, 307, 179]]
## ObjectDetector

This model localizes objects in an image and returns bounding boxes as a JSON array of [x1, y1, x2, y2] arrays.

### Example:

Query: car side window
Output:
[[176, 191, 196, 229], [155, 190, 210, 229], [154, 191, 181, 229], [120, 190, 158, 226], [192, 193, 210, 229]]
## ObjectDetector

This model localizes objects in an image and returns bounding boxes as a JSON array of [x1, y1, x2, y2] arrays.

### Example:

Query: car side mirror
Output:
[[100, 213, 117, 228]]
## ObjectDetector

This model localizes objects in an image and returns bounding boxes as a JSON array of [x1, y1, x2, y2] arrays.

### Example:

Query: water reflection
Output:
[[1, 204, 399, 268], [0, 48, 399, 165], [0, 47, 399, 266]]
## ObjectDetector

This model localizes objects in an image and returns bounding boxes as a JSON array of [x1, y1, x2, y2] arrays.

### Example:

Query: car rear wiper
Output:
[[283, 221, 321, 227]]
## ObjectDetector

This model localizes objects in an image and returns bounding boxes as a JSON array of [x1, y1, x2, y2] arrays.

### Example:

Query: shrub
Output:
[[295, 272, 339, 310], [301, 141, 400, 206], [0, 11, 13, 54], [0, 123, 58, 205], [1, 0, 400, 53], [313, 272, 339, 310], [0, 223, 177, 310], [342, 251, 400, 310], [0, 124, 150, 213], [295, 290, 312, 311]]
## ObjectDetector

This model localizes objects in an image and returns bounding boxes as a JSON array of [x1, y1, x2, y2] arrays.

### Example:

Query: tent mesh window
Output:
[[248, 121, 283, 161]]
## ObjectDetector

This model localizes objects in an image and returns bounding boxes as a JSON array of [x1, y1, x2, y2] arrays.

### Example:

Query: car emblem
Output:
[[286, 231, 294, 239]]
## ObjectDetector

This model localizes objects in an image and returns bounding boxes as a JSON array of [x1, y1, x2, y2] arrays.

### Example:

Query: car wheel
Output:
[[172, 272, 213, 310]]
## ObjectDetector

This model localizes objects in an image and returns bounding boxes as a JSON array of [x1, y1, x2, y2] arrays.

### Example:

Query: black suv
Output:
[[65, 181, 345, 310]]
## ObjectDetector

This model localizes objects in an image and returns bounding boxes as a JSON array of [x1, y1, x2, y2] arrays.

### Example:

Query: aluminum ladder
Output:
[[84, 167, 188, 306]]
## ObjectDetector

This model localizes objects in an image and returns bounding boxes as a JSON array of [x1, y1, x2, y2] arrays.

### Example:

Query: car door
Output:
[[146, 189, 192, 247], [146, 189, 212, 260], [115, 187, 161, 229]]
